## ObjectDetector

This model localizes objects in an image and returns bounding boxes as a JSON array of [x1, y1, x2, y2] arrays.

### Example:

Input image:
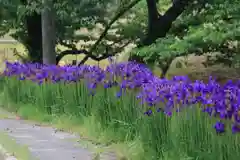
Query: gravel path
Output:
[[0, 118, 116, 160], [0, 153, 4, 160]]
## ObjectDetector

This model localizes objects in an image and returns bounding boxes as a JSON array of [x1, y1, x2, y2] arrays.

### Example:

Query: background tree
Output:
[[0, 0, 239, 78], [130, 0, 240, 77], [1, 0, 136, 63]]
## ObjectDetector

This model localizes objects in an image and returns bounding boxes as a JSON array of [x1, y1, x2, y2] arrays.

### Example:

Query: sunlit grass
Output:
[[0, 95, 138, 160], [0, 108, 16, 119], [0, 132, 36, 160], [2, 75, 240, 160]]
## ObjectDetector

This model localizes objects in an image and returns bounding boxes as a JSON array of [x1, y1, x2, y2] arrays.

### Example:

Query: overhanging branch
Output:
[[141, 0, 191, 46], [56, 49, 89, 65], [89, 0, 142, 53], [58, 40, 78, 50], [56, 0, 141, 65], [56, 40, 131, 65]]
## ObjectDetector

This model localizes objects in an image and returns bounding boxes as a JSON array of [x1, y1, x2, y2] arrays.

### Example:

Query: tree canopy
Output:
[[133, 0, 240, 77], [0, 0, 239, 77]]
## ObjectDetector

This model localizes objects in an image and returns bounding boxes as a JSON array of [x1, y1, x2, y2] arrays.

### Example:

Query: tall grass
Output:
[[1, 77, 240, 160]]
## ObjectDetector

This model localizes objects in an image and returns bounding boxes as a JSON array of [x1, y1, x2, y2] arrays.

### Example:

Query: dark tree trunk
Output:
[[25, 13, 43, 63], [130, 0, 189, 63], [20, 0, 43, 63], [159, 58, 174, 78], [142, 0, 188, 46]]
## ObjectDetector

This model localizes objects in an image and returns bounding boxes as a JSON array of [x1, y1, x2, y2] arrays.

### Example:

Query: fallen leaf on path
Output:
[[16, 116, 21, 120]]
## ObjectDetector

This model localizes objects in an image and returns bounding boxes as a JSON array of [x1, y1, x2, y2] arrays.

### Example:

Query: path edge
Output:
[[0, 144, 17, 160]]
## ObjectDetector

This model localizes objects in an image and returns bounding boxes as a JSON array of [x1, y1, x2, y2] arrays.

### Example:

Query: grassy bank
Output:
[[1, 74, 240, 160], [0, 131, 34, 160]]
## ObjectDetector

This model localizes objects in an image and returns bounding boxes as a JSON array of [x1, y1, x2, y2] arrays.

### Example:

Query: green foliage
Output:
[[1, 0, 239, 67], [2, 77, 240, 160], [114, 1, 147, 42], [54, 0, 111, 41], [0, 0, 110, 39], [132, 0, 240, 68], [114, 0, 172, 43], [0, 0, 138, 56]]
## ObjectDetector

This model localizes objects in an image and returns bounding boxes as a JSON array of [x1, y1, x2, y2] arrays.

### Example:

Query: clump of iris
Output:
[[3, 61, 240, 134]]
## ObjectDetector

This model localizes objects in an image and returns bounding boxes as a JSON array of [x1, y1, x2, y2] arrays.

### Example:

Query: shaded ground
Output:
[[0, 110, 117, 160]]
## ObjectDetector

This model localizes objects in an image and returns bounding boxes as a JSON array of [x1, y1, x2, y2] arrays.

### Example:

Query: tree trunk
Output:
[[130, 0, 189, 69], [25, 13, 43, 63], [41, 0, 56, 65], [19, 0, 42, 63], [159, 58, 174, 78], [141, 0, 188, 46]]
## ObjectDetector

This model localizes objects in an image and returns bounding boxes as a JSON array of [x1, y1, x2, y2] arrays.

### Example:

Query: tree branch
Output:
[[56, 0, 141, 65], [56, 49, 89, 65], [161, 0, 189, 23], [140, 0, 191, 46], [158, 57, 174, 78], [89, 0, 141, 53], [56, 48, 118, 65], [58, 40, 78, 50], [78, 55, 90, 65], [76, 0, 141, 66], [56, 39, 130, 65]]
